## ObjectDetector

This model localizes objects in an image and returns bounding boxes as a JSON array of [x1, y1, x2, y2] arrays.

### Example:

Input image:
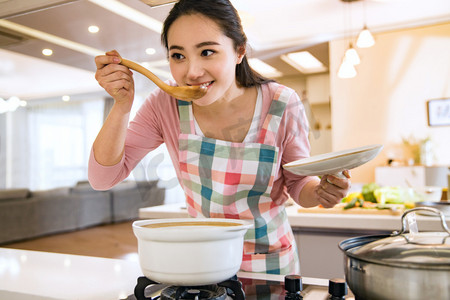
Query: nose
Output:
[[185, 59, 204, 81]]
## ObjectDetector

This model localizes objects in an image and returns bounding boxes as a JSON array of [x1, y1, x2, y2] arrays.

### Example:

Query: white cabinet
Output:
[[293, 226, 392, 279], [375, 166, 449, 187], [306, 74, 330, 104], [309, 129, 332, 156]]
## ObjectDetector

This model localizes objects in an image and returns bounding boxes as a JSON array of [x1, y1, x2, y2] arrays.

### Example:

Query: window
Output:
[[3, 98, 103, 190]]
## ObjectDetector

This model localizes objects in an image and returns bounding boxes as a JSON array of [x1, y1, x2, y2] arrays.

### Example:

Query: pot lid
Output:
[[352, 207, 450, 268]]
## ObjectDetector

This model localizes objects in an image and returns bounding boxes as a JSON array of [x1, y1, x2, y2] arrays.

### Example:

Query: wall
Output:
[[330, 22, 450, 183], [278, 75, 332, 156], [0, 114, 5, 188]]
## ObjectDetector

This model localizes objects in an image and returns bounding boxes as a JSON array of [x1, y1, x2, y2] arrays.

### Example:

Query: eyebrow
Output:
[[169, 41, 221, 51]]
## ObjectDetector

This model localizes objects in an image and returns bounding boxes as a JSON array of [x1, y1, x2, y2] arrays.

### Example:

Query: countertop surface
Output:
[[139, 203, 449, 232], [0, 248, 142, 300], [0, 248, 330, 300]]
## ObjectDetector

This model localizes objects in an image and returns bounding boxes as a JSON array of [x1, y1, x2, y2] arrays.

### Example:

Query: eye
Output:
[[170, 53, 185, 61], [201, 49, 215, 57]]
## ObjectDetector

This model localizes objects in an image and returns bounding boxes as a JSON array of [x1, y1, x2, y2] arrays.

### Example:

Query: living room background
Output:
[[0, 93, 181, 195]]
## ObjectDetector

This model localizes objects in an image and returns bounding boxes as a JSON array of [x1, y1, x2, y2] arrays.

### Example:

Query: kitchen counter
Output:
[[0, 248, 330, 300], [140, 202, 449, 279], [139, 202, 449, 232], [0, 248, 142, 300]]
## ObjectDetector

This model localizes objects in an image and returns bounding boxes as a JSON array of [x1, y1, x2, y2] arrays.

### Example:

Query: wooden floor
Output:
[[2, 221, 138, 261]]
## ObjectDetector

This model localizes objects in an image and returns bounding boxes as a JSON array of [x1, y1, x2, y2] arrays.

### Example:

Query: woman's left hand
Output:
[[315, 170, 351, 208]]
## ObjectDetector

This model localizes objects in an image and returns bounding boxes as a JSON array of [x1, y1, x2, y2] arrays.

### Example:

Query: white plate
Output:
[[283, 144, 383, 177]]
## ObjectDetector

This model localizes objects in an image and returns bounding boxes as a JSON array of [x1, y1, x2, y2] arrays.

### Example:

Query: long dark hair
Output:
[[161, 0, 274, 87]]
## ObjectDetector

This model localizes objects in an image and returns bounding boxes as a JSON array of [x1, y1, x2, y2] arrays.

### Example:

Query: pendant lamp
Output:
[[344, 43, 360, 65], [357, 25, 375, 48], [338, 58, 357, 79], [356, 0, 375, 48], [338, 0, 358, 79]]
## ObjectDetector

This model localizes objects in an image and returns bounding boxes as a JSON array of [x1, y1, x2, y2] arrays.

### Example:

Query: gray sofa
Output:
[[0, 180, 165, 245]]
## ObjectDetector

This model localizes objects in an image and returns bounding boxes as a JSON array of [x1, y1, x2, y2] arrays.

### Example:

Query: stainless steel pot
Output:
[[133, 218, 252, 286], [415, 201, 450, 217], [339, 207, 450, 300]]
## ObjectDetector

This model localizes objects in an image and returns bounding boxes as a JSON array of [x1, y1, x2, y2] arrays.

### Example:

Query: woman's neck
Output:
[[193, 82, 247, 115], [192, 85, 258, 142]]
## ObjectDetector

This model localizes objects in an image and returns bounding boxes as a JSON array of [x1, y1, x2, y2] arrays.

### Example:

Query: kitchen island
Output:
[[0, 248, 332, 300], [139, 203, 449, 279], [0, 248, 142, 300]]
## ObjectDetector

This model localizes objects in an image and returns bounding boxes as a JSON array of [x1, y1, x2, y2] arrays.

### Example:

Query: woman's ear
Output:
[[236, 45, 246, 64]]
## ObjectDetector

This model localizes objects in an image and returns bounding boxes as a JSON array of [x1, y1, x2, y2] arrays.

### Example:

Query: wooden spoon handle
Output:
[[119, 57, 207, 101], [120, 58, 168, 90]]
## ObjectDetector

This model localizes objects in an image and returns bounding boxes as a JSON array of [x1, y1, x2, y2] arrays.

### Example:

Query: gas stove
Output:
[[123, 273, 354, 300]]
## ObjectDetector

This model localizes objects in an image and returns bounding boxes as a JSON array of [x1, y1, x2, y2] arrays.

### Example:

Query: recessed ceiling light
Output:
[[88, 0, 163, 34], [281, 51, 327, 74], [139, 0, 177, 7], [88, 25, 99, 33], [145, 48, 156, 55], [248, 58, 283, 78], [42, 48, 53, 56], [62, 95, 70, 102], [0, 19, 104, 56]]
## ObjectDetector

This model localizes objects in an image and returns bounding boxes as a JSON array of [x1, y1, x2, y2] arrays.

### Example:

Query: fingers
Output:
[[106, 49, 121, 58], [316, 172, 351, 208], [94, 50, 134, 100], [96, 66, 133, 88], [342, 169, 351, 179], [95, 50, 121, 70], [324, 171, 351, 190]]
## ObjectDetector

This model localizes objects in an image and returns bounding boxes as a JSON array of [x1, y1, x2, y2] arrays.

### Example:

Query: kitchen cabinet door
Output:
[[375, 166, 448, 187]]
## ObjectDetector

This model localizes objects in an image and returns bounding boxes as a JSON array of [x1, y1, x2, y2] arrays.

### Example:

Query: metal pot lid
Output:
[[352, 207, 450, 268]]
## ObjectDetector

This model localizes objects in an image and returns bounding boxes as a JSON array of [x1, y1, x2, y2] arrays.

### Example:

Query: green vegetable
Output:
[[343, 197, 364, 210], [361, 182, 380, 203], [373, 187, 420, 204]]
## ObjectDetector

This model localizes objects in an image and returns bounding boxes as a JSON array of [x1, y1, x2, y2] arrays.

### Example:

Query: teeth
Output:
[[200, 82, 211, 88]]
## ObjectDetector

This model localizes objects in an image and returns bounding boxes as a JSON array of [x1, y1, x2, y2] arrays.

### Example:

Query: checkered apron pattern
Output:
[[177, 85, 299, 275]]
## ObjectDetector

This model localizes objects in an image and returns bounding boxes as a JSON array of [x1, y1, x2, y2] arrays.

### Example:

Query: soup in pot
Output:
[[143, 221, 242, 228]]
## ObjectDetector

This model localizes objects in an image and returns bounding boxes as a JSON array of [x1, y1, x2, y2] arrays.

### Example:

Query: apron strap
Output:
[[178, 85, 293, 142], [178, 100, 195, 134], [257, 85, 293, 145]]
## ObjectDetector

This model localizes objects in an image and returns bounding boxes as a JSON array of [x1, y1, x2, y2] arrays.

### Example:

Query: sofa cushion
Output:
[[0, 188, 30, 202], [31, 187, 71, 198], [71, 181, 97, 194], [110, 180, 138, 191]]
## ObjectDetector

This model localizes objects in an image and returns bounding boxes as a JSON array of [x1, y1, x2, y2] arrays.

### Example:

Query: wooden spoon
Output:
[[120, 58, 207, 101]]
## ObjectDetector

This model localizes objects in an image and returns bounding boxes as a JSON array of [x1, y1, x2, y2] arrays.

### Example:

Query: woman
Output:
[[89, 0, 350, 275]]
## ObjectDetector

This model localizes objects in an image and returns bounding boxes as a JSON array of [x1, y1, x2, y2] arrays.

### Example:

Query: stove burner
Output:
[[161, 285, 227, 300], [133, 276, 245, 300]]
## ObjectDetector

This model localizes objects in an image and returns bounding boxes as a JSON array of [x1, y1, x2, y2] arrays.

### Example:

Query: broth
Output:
[[143, 221, 242, 228]]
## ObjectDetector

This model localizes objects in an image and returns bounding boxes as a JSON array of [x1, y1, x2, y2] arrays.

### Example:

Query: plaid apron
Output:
[[177, 85, 299, 275]]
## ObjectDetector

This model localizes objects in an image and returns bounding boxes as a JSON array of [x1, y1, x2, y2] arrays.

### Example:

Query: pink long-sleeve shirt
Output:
[[88, 81, 314, 205]]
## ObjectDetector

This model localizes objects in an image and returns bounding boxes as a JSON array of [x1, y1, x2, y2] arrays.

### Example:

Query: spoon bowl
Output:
[[120, 58, 207, 101]]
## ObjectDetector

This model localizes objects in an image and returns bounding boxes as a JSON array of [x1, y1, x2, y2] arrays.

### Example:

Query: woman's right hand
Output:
[[94, 50, 135, 112]]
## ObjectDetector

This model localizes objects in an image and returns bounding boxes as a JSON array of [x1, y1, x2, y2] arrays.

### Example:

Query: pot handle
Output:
[[393, 207, 450, 236]]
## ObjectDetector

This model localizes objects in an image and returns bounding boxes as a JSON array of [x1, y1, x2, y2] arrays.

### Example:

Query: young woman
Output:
[[89, 0, 350, 275]]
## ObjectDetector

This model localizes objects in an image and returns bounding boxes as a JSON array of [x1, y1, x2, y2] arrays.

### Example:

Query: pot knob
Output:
[[328, 278, 347, 299], [284, 275, 302, 299]]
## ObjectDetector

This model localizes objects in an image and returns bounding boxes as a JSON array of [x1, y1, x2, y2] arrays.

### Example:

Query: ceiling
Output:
[[0, 0, 449, 101]]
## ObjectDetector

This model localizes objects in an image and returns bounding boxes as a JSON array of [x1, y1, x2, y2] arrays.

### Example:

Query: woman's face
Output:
[[167, 13, 244, 106]]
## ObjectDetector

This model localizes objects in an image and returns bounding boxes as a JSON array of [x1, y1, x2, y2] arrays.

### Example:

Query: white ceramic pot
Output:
[[132, 218, 252, 285]]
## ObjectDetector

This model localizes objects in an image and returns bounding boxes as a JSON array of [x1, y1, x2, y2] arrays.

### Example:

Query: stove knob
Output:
[[284, 275, 303, 293], [328, 278, 347, 299]]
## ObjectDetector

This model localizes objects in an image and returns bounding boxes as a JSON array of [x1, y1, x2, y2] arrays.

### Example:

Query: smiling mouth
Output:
[[191, 81, 213, 89]]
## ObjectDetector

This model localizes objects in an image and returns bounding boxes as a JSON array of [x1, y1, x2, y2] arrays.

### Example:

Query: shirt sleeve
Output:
[[88, 88, 168, 190], [270, 84, 318, 205]]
